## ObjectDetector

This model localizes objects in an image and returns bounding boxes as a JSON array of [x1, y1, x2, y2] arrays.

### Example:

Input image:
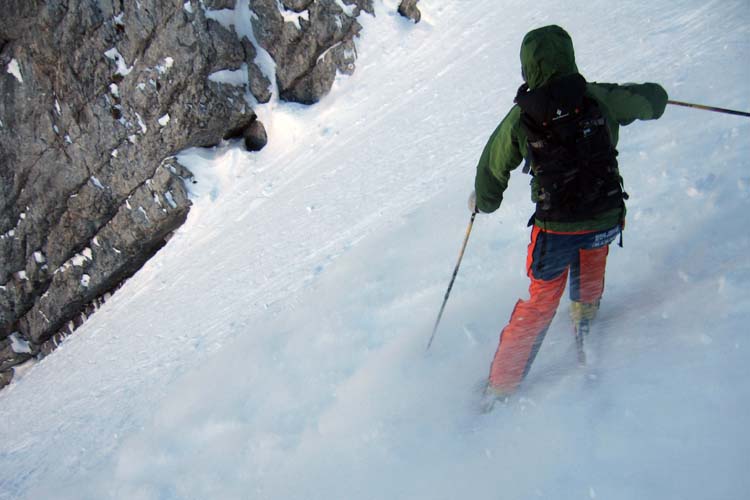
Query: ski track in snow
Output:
[[2, 1, 750, 499]]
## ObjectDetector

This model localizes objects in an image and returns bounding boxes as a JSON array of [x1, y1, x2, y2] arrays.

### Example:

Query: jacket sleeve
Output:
[[591, 82, 668, 125], [474, 106, 524, 213]]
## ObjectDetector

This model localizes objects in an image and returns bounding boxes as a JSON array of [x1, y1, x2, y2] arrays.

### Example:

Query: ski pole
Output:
[[667, 99, 750, 118], [426, 211, 476, 351]]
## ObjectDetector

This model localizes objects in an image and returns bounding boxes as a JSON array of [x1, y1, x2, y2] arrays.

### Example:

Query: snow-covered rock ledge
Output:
[[0, 0, 420, 387]]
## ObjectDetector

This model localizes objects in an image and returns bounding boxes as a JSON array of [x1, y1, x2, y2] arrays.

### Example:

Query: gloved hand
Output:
[[468, 191, 479, 214]]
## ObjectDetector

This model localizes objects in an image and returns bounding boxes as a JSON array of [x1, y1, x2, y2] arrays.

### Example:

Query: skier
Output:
[[469, 25, 668, 403]]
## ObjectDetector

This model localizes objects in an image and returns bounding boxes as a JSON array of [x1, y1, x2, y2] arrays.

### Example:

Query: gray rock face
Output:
[[250, 0, 373, 104], [0, 1, 268, 370], [0, 0, 402, 387]]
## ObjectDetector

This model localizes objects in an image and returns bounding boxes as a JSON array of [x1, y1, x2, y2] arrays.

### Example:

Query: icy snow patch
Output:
[[164, 191, 178, 209], [61, 248, 93, 269], [156, 57, 174, 74], [104, 48, 134, 76], [135, 113, 147, 133], [90, 176, 105, 189], [203, 6, 236, 28], [158, 114, 170, 127], [208, 66, 248, 87], [334, 0, 356, 16], [138, 207, 150, 222], [9, 333, 32, 354], [235, 0, 278, 101], [6, 58, 23, 83], [281, 8, 309, 29], [176, 145, 249, 202]]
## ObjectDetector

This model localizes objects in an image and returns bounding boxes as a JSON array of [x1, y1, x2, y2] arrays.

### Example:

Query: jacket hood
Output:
[[520, 25, 579, 89]]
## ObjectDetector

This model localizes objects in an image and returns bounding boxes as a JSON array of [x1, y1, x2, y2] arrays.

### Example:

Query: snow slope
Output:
[[2, 1, 750, 499]]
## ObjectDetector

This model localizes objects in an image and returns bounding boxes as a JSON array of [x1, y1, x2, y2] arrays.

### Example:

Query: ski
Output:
[[574, 318, 589, 366]]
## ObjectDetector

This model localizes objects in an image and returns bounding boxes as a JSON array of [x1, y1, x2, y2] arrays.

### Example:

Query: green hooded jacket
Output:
[[474, 25, 668, 232]]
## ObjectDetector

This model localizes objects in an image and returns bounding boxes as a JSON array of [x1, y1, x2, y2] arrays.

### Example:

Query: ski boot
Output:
[[478, 381, 510, 414], [569, 300, 599, 365]]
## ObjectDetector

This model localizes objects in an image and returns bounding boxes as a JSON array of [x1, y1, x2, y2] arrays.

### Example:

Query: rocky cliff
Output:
[[0, 0, 419, 387]]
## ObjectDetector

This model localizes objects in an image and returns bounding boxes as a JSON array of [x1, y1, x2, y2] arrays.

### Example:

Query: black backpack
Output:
[[515, 73, 626, 224]]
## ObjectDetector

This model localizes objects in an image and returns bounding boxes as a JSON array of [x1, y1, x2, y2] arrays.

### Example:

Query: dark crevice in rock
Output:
[[223, 113, 259, 140]]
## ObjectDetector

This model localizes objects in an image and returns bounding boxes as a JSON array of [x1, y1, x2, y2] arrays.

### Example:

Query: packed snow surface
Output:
[[2, 1, 749, 499]]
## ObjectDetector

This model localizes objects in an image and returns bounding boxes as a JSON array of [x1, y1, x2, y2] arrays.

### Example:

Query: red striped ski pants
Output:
[[488, 225, 619, 393]]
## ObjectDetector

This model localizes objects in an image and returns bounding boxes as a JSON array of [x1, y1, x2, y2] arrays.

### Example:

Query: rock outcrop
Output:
[[251, 0, 373, 103], [398, 0, 421, 24], [0, 0, 379, 388]]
